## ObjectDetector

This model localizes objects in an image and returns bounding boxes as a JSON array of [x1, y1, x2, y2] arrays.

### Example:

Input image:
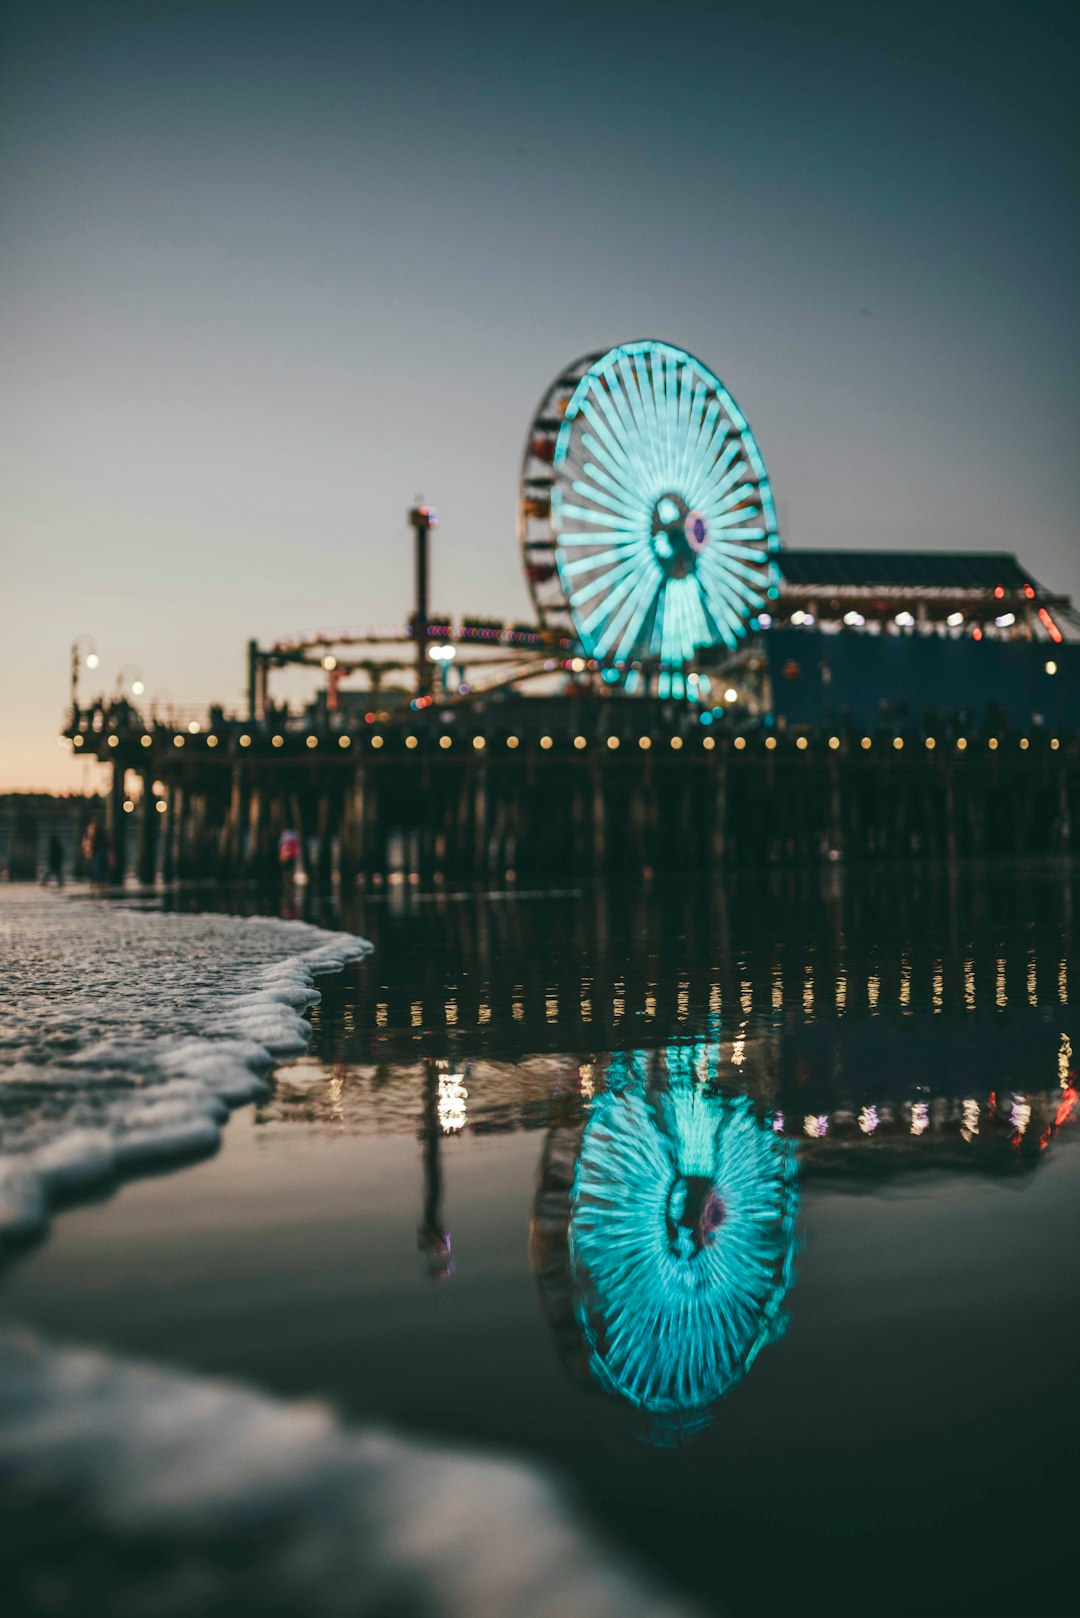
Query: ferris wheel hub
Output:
[[650, 493, 708, 579]]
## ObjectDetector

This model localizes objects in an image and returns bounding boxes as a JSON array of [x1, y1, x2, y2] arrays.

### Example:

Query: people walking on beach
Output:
[[278, 827, 301, 879], [40, 834, 64, 887], [82, 822, 110, 887]]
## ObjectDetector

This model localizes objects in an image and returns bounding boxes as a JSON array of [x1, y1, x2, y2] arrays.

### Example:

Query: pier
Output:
[[67, 701, 1079, 885], [59, 342, 1080, 886]]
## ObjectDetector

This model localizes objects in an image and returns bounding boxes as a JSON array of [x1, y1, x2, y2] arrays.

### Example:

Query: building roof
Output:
[[777, 550, 1039, 593]]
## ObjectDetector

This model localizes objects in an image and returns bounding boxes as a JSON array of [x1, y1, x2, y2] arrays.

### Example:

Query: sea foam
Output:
[[0, 890, 372, 1245], [0, 1323, 699, 1618]]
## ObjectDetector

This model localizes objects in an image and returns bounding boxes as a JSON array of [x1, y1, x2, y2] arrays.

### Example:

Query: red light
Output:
[[1039, 607, 1063, 644], [994, 585, 1005, 598], [1055, 1084, 1078, 1130], [1024, 584, 1035, 599], [973, 626, 983, 641]]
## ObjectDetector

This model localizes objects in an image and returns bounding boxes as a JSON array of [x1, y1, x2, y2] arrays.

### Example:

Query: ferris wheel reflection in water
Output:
[[530, 1046, 799, 1443]]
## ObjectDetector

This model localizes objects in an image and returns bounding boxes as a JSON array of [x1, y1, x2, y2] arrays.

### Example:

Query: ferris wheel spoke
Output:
[[650, 356, 671, 482], [649, 355, 682, 492], [607, 567, 667, 661], [701, 570, 764, 626], [674, 362, 697, 489], [661, 580, 699, 665], [700, 506, 761, 542], [692, 439, 744, 503], [688, 581, 717, 650], [708, 525, 766, 542], [660, 580, 681, 664], [558, 505, 645, 533], [658, 582, 681, 664], [561, 544, 647, 581], [595, 576, 661, 659], [699, 546, 768, 585], [577, 430, 643, 505], [570, 477, 645, 525], [705, 569, 765, 621], [620, 357, 670, 494], [578, 400, 646, 493], [674, 381, 709, 493], [580, 456, 643, 515], [679, 396, 724, 500], [700, 492, 762, 530], [603, 581, 660, 665], [666, 579, 696, 663], [577, 555, 659, 632], [704, 587, 749, 648], [700, 507, 765, 540], [630, 357, 666, 491], [590, 370, 646, 469], [698, 456, 755, 507], [614, 357, 665, 491], [672, 381, 706, 493], [686, 432, 734, 509], [651, 356, 677, 490], [648, 585, 667, 661], [696, 559, 753, 621], [606, 371, 664, 499], [581, 436, 647, 494], [683, 578, 713, 660]]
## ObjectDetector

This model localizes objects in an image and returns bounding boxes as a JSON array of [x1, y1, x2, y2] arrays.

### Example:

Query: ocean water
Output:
[[3, 867, 1079, 1618], [0, 889, 693, 1618]]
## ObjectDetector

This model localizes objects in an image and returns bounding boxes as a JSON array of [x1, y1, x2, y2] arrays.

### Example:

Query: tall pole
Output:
[[409, 504, 438, 699], [246, 639, 259, 723]]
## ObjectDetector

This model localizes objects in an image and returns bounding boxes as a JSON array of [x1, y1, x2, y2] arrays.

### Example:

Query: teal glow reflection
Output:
[[552, 341, 781, 668], [569, 1052, 798, 1422]]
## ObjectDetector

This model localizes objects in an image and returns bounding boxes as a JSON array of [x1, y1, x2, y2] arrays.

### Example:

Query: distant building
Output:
[[0, 794, 103, 882], [765, 550, 1077, 731]]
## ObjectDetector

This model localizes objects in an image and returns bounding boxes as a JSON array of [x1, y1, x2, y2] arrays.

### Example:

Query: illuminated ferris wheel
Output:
[[519, 341, 781, 669], [530, 1049, 799, 1437]]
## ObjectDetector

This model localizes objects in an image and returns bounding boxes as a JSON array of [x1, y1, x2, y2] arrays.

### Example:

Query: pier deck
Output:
[[67, 703, 1078, 885]]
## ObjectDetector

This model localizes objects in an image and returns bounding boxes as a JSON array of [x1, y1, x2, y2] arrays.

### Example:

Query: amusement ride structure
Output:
[[238, 336, 1073, 723], [244, 339, 783, 719]]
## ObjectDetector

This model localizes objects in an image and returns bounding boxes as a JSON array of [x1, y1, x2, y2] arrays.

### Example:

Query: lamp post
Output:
[[115, 666, 146, 711], [409, 504, 439, 698], [70, 635, 99, 719]]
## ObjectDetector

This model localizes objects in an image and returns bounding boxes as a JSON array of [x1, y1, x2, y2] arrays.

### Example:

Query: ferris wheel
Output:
[[519, 340, 781, 669]]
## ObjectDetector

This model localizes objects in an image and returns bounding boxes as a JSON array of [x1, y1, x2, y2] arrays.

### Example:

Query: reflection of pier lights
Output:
[[418, 1056, 468, 1279]]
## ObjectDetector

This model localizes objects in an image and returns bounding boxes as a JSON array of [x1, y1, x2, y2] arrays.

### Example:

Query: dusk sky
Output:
[[2, 0, 1076, 790]]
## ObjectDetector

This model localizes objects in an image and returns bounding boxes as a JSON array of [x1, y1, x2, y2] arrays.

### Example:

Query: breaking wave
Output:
[[0, 1323, 700, 1618], [0, 890, 372, 1246]]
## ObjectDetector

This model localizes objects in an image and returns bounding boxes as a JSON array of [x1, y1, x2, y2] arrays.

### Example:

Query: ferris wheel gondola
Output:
[[518, 341, 781, 671]]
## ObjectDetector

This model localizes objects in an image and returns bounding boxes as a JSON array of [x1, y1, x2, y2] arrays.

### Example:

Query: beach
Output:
[[2, 870, 1079, 1616]]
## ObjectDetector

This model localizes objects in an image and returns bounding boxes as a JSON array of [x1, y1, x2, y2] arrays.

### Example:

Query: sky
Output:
[[2, 0, 1077, 790]]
